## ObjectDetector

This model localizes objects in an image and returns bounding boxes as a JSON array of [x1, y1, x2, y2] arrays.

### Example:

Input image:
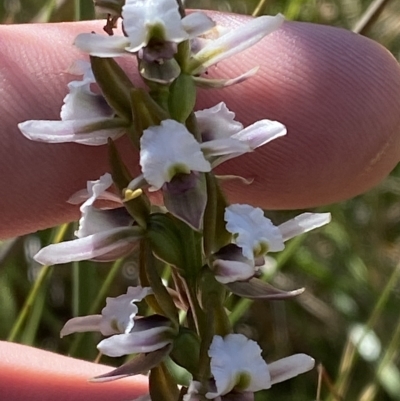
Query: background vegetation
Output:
[[1, 1, 400, 400]]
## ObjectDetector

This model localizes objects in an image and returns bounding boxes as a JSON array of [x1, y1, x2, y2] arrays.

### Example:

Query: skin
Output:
[[1, 10, 400, 401]]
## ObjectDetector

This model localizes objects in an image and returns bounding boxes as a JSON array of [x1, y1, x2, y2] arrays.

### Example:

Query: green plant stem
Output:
[[68, 257, 124, 355], [252, 0, 268, 16], [7, 223, 69, 342], [352, 0, 392, 34]]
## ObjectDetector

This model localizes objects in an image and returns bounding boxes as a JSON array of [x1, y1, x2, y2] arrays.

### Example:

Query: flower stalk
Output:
[[18, 1, 331, 399]]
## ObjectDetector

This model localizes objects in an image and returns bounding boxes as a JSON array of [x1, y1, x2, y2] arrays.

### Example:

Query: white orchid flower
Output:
[[196, 102, 286, 166], [225, 204, 331, 261], [60, 287, 174, 357], [61, 286, 152, 337], [212, 204, 331, 283], [75, 0, 214, 60], [18, 62, 126, 146], [206, 334, 315, 398], [34, 174, 144, 265], [139, 119, 212, 192]]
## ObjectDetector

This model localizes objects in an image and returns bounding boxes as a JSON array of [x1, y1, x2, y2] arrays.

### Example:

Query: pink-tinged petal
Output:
[[213, 258, 255, 284], [61, 79, 113, 121], [60, 315, 103, 338], [101, 286, 152, 335], [232, 119, 287, 150], [77, 208, 133, 238], [195, 102, 243, 142], [97, 326, 173, 357], [190, 14, 285, 73], [200, 138, 250, 159], [278, 212, 331, 242], [269, 354, 315, 385], [163, 172, 207, 231], [68, 189, 121, 205], [85, 173, 113, 202], [74, 33, 130, 57], [182, 12, 215, 37], [225, 278, 305, 300], [34, 226, 143, 265], [193, 67, 259, 88], [18, 118, 125, 145], [91, 344, 173, 382]]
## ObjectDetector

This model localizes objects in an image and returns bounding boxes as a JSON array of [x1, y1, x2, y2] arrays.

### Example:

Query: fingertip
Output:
[[0, 341, 148, 401], [198, 15, 400, 208]]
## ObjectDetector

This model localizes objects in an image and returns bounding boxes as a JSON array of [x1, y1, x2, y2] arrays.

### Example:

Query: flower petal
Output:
[[60, 314, 102, 338], [231, 119, 287, 149], [225, 278, 305, 300], [34, 226, 143, 265], [193, 67, 259, 88], [97, 318, 174, 357], [190, 14, 285, 73], [195, 102, 243, 142], [269, 354, 315, 385], [163, 172, 207, 231], [101, 286, 152, 334], [212, 244, 256, 283], [207, 334, 271, 398], [91, 344, 173, 382], [74, 33, 130, 57], [213, 258, 255, 284], [61, 79, 113, 121], [181, 12, 215, 37], [77, 208, 133, 238], [18, 118, 125, 145], [278, 212, 331, 241], [140, 120, 211, 190], [225, 204, 284, 260], [123, 0, 188, 52]]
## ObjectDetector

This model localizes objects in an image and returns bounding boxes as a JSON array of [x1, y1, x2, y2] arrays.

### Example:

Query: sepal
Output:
[[163, 172, 207, 231], [91, 343, 173, 382], [90, 56, 135, 121], [224, 278, 305, 300]]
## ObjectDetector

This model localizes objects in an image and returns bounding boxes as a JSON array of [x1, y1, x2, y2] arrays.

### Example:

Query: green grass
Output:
[[2, 1, 400, 400]]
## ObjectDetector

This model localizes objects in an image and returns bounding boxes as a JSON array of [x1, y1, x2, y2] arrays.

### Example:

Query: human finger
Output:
[[0, 14, 399, 239], [0, 341, 148, 401]]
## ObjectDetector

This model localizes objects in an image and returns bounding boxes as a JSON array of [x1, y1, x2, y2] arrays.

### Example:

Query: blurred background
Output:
[[1, 1, 400, 400]]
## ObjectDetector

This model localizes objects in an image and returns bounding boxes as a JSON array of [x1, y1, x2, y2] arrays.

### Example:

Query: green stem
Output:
[[352, 0, 391, 34], [68, 257, 124, 356], [8, 223, 69, 342]]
